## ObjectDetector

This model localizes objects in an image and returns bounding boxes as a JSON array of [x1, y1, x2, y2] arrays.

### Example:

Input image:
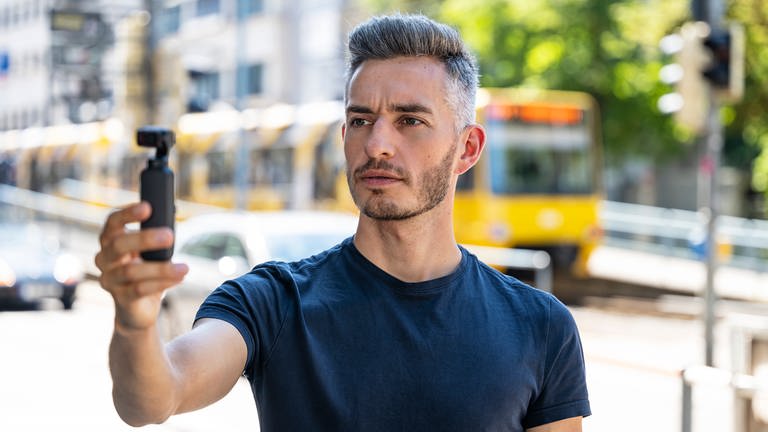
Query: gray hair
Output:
[[345, 14, 479, 131]]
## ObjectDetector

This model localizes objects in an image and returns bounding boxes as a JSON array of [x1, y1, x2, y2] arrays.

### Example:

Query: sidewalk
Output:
[[573, 306, 735, 432]]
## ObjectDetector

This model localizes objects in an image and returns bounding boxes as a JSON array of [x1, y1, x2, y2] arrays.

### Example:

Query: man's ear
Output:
[[341, 123, 346, 140], [456, 124, 485, 175]]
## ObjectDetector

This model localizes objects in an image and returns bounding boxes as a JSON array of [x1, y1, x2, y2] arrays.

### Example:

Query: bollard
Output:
[[682, 369, 693, 432]]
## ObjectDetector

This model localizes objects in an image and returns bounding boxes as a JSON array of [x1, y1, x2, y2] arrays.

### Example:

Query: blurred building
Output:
[[0, 0, 145, 130], [149, 0, 355, 127], [0, 0, 357, 131], [0, 1, 52, 130]]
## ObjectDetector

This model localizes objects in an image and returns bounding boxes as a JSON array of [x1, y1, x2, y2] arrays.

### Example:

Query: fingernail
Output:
[[134, 202, 148, 215], [156, 230, 171, 243], [173, 263, 188, 274]]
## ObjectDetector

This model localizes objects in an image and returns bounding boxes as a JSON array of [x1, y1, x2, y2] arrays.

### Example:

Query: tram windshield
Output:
[[486, 120, 593, 195]]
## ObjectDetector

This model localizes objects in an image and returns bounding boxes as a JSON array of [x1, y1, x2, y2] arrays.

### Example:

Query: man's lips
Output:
[[358, 170, 403, 187]]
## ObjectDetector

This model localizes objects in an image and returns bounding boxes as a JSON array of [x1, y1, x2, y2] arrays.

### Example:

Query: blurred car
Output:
[[0, 222, 83, 310], [159, 210, 358, 338]]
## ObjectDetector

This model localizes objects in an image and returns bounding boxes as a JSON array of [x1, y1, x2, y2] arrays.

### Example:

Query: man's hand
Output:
[[94, 202, 188, 331]]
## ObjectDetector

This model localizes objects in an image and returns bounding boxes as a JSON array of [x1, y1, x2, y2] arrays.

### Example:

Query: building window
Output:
[[237, 63, 263, 96], [187, 70, 220, 112], [237, 0, 263, 18], [160, 5, 180, 36], [196, 0, 220, 17]]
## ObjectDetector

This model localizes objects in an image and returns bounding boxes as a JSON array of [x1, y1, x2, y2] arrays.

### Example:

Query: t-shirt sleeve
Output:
[[194, 263, 292, 378], [522, 296, 591, 428]]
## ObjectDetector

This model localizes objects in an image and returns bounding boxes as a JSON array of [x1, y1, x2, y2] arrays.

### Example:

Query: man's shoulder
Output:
[[463, 249, 548, 293]]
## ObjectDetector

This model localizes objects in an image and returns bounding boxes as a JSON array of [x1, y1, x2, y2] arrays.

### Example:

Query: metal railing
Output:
[[601, 201, 768, 272]]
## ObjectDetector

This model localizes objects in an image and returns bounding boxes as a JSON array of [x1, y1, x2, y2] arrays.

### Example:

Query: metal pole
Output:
[[701, 0, 724, 369], [234, 1, 249, 210], [702, 91, 722, 367], [681, 370, 693, 432], [143, 0, 157, 124]]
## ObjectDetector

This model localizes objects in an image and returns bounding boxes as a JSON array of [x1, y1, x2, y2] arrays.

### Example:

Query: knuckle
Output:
[[121, 262, 138, 282], [132, 282, 144, 297], [133, 280, 155, 297]]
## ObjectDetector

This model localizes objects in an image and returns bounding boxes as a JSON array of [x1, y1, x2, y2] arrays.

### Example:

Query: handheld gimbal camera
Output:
[[137, 126, 176, 261]]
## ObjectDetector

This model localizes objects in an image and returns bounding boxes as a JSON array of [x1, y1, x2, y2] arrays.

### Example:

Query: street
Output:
[[2, 279, 740, 431], [0, 281, 260, 432]]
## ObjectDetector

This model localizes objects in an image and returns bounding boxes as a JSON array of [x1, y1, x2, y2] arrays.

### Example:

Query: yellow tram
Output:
[[454, 88, 604, 276]]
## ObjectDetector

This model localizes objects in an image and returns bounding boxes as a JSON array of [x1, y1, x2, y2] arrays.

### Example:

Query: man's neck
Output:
[[353, 206, 461, 283]]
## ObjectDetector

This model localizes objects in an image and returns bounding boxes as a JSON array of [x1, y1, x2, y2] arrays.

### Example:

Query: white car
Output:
[[159, 210, 358, 339]]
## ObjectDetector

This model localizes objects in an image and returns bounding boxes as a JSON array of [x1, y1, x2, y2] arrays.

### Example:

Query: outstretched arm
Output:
[[96, 202, 246, 426]]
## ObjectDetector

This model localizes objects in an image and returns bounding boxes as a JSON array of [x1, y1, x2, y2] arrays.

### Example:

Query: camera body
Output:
[[137, 126, 175, 261]]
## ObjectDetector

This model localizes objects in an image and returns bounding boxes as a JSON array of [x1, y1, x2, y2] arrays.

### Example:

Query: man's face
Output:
[[343, 56, 461, 221]]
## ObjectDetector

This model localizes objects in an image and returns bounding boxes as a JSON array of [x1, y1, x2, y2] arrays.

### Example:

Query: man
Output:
[[95, 14, 590, 432]]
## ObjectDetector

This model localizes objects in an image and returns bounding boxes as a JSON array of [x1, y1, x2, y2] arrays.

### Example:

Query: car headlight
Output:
[[0, 258, 15, 287], [54, 254, 83, 285]]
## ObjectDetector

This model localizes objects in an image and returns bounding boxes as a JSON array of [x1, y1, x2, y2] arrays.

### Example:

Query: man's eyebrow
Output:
[[345, 103, 434, 115], [346, 105, 374, 114], [391, 103, 433, 115]]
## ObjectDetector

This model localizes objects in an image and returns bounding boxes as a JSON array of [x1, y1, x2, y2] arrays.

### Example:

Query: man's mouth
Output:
[[359, 170, 402, 187]]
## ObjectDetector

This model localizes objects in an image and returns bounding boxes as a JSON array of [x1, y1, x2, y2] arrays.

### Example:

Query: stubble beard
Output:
[[347, 142, 458, 221]]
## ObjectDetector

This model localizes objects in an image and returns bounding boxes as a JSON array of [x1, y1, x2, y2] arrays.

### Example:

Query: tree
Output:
[[728, 0, 768, 215]]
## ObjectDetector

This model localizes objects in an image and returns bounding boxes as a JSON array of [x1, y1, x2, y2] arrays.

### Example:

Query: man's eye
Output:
[[349, 118, 370, 127], [401, 117, 423, 126]]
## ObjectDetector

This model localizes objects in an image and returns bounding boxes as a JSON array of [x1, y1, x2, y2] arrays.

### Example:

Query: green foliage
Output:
[[728, 0, 768, 203]]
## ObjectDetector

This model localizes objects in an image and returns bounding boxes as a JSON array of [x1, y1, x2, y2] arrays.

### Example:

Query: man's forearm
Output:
[[109, 322, 180, 427]]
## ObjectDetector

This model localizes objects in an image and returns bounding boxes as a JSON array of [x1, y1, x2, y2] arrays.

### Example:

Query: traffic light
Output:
[[658, 22, 711, 134], [702, 23, 745, 102]]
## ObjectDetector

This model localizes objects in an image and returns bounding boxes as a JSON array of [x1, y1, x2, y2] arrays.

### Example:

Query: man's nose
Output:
[[365, 119, 396, 159]]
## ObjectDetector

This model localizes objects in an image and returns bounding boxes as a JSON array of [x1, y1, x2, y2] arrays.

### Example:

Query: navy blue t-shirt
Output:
[[196, 237, 590, 431]]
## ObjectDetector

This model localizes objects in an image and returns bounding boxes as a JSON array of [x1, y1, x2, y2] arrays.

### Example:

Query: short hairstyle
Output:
[[345, 14, 479, 130]]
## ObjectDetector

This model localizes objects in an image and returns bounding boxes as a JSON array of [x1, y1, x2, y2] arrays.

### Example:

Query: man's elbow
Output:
[[112, 390, 175, 427]]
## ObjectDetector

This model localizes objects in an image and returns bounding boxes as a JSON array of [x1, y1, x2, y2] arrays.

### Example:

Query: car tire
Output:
[[61, 294, 75, 310]]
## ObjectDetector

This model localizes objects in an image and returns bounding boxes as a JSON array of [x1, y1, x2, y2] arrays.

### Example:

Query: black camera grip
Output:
[[140, 163, 175, 261]]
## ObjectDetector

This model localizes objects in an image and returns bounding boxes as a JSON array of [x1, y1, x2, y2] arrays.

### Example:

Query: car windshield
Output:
[[263, 233, 349, 262]]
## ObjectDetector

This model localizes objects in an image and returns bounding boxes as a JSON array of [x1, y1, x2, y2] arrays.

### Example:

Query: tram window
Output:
[[249, 147, 293, 186], [207, 151, 233, 187], [121, 154, 145, 190], [177, 152, 192, 197], [313, 125, 344, 200], [490, 148, 591, 195]]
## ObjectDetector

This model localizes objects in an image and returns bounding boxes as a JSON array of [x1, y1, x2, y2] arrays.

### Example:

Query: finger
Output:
[[113, 261, 188, 287], [100, 227, 174, 267], [101, 261, 188, 296], [99, 202, 150, 248], [129, 277, 186, 298]]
